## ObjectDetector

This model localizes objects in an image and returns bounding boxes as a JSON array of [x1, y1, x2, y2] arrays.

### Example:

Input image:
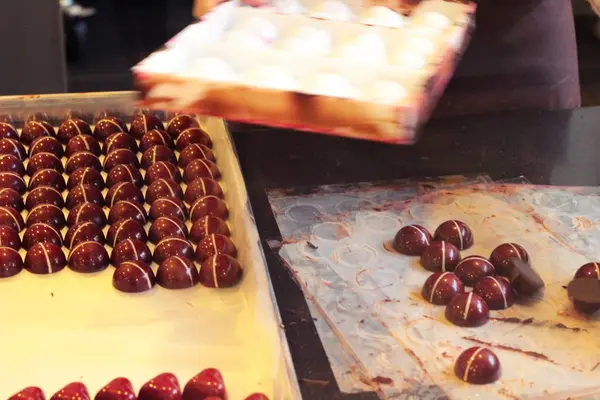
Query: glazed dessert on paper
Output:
[[134, 0, 475, 143], [268, 182, 600, 398]]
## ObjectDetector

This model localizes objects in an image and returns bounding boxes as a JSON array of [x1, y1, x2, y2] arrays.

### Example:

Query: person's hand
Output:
[[194, 0, 268, 18]]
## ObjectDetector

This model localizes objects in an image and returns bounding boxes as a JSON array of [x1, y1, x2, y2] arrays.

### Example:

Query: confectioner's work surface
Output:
[[0, 92, 298, 399], [266, 178, 600, 399], [134, 0, 475, 143]]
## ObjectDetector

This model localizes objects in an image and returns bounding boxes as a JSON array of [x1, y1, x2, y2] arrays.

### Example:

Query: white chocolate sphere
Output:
[[360, 6, 404, 28], [222, 29, 267, 51], [364, 81, 407, 104], [310, 0, 353, 21], [390, 51, 427, 69], [244, 65, 299, 91], [187, 57, 239, 82], [422, 12, 451, 29], [235, 17, 278, 42], [303, 73, 355, 98]]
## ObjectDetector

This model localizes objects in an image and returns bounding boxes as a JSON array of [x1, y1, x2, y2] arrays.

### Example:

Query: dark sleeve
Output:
[[435, 0, 580, 117]]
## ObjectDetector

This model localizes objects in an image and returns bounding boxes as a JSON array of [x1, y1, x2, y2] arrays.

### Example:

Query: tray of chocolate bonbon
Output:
[[0, 91, 299, 399], [267, 181, 600, 399], [133, 0, 475, 143]]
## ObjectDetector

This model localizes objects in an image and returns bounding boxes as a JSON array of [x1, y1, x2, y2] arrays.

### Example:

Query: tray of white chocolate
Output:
[[133, 0, 475, 143]]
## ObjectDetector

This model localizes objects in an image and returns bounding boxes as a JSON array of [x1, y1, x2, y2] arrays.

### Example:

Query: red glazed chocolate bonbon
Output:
[[0, 172, 26, 194], [106, 181, 144, 207], [50, 382, 90, 400], [182, 368, 226, 400], [23, 223, 62, 249], [25, 242, 66, 275], [27, 152, 63, 175], [58, 118, 92, 143], [0, 247, 22, 277], [454, 256, 495, 287], [0, 225, 21, 250], [184, 178, 224, 205], [26, 186, 64, 210], [140, 129, 173, 151], [157, 256, 199, 289], [190, 195, 229, 222], [141, 145, 177, 169], [107, 218, 147, 247], [66, 184, 104, 209], [434, 220, 473, 250], [0, 188, 23, 211], [95, 377, 136, 400], [65, 222, 105, 249], [0, 206, 24, 231], [139, 373, 181, 400], [454, 347, 501, 385], [68, 167, 105, 191], [111, 238, 152, 267], [176, 127, 212, 151], [66, 151, 102, 174], [245, 394, 269, 400], [473, 276, 515, 310], [106, 164, 143, 188], [130, 113, 164, 139], [196, 233, 238, 262], [8, 387, 46, 400], [0, 154, 25, 175], [392, 224, 432, 255], [27, 204, 65, 229], [94, 117, 128, 141], [421, 271, 464, 305], [0, 122, 18, 140], [575, 262, 600, 280], [104, 132, 138, 154], [154, 237, 194, 264], [489, 243, 529, 277], [30, 136, 63, 158], [149, 196, 187, 221], [21, 120, 54, 145], [568, 278, 600, 314], [146, 178, 184, 204], [0, 138, 26, 160], [200, 254, 243, 288], [66, 134, 101, 157], [145, 161, 182, 185], [108, 200, 147, 225], [183, 159, 221, 184], [113, 260, 155, 293], [29, 169, 66, 192], [68, 241, 110, 273], [420, 241, 461, 272], [68, 202, 107, 228], [445, 292, 489, 327], [103, 148, 140, 171], [167, 114, 200, 138], [149, 217, 188, 244], [179, 143, 216, 168], [190, 216, 230, 244]]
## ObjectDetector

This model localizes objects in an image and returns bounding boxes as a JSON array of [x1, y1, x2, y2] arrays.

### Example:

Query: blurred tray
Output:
[[0, 91, 299, 399], [133, 0, 475, 144]]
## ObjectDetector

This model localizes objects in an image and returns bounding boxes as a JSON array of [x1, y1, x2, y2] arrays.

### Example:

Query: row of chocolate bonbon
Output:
[[0, 112, 243, 294], [391, 219, 547, 385], [8, 368, 269, 400]]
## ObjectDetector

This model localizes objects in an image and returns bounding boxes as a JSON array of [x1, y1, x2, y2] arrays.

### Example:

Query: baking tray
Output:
[[268, 181, 600, 399], [133, 0, 475, 144], [0, 91, 300, 399]]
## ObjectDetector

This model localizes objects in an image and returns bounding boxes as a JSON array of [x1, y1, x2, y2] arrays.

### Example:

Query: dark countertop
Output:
[[231, 106, 600, 399]]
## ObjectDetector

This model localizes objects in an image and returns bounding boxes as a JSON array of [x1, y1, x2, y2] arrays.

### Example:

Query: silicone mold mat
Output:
[[267, 180, 600, 399], [0, 92, 298, 399]]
